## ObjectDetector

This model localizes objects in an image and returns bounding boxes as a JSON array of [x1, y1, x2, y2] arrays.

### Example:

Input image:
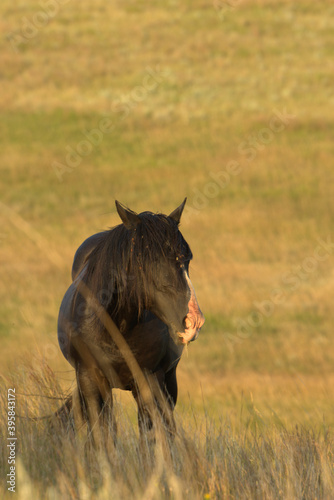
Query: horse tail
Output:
[[52, 395, 73, 425], [14, 394, 74, 430]]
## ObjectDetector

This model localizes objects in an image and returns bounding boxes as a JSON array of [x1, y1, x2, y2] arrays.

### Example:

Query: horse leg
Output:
[[163, 368, 178, 409], [99, 385, 117, 448], [131, 381, 157, 462], [132, 370, 176, 446], [76, 364, 104, 448], [72, 333, 117, 450], [76, 360, 116, 453], [132, 385, 154, 433], [153, 369, 177, 439], [72, 385, 85, 432]]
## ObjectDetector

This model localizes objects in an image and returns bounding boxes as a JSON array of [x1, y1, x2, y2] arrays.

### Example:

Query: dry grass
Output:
[[1, 0, 334, 497], [1, 361, 334, 499]]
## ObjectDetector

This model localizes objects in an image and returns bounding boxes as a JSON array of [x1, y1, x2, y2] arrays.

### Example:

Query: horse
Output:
[[56, 199, 205, 446]]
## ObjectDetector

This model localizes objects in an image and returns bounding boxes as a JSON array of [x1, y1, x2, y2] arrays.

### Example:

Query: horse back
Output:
[[71, 231, 107, 281]]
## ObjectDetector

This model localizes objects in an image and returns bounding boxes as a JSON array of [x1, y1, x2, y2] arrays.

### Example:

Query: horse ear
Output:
[[115, 200, 140, 229], [168, 198, 187, 224]]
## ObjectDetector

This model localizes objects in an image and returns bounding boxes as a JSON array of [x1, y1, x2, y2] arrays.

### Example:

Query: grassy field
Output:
[[1, 0, 334, 497]]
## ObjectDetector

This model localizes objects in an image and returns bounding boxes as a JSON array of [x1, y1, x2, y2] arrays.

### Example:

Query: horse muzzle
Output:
[[175, 270, 205, 345], [178, 311, 205, 344]]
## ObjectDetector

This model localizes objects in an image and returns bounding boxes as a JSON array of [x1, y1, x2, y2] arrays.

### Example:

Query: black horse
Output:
[[57, 199, 204, 445]]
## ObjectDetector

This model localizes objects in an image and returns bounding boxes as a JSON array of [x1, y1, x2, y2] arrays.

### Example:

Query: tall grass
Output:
[[1, 360, 334, 499], [1, 0, 334, 497]]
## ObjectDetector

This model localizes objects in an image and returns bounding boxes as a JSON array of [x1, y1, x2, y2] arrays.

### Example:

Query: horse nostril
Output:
[[184, 316, 193, 330]]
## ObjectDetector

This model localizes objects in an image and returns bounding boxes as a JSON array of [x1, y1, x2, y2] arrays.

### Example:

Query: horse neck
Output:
[[108, 294, 140, 335]]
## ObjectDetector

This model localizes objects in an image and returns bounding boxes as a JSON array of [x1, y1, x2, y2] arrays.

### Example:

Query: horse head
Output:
[[115, 199, 205, 345]]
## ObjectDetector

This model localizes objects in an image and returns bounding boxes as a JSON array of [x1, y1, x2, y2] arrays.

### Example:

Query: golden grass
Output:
[[1, 361, 334, 499], [1, 0, 334, 496]]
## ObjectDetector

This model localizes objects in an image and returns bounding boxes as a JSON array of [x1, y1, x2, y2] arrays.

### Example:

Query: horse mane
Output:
[[82, 211, 192, 320]]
